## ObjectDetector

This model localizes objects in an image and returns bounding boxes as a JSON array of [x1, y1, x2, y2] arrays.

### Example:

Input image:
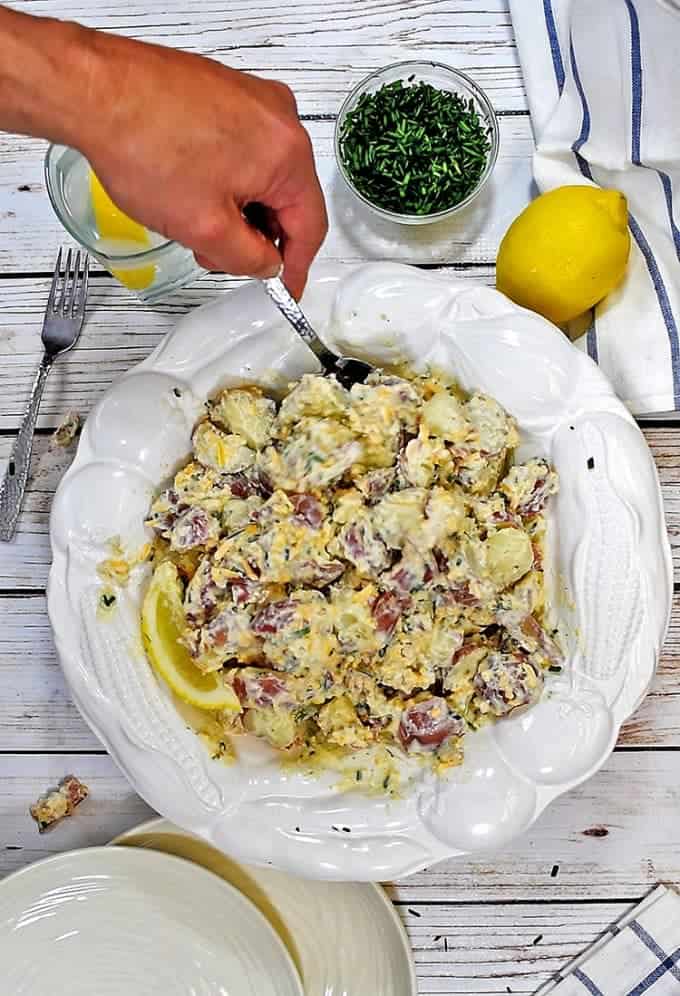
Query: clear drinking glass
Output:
[[45, 144, 205, 303], [335, 60, 500, 226]]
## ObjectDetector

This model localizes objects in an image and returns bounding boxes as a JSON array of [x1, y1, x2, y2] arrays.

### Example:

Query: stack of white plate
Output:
[[0, 819, 417, 995]]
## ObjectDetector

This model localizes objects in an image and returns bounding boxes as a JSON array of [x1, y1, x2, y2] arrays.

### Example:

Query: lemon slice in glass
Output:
[[89, 170, 157, 291], [142, 561, 240, 712]]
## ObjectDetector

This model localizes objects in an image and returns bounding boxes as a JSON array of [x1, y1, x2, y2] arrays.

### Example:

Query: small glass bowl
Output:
[[334, 60, 499, 226], [45, 144, 204, 303]]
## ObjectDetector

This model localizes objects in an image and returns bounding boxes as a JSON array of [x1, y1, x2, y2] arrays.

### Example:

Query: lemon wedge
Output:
[[141, 561, 241, 712], [89, 170, 156, 291]]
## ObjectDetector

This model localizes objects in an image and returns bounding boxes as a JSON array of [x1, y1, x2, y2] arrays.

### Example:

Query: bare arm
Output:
[[0, 6, 327, 296]]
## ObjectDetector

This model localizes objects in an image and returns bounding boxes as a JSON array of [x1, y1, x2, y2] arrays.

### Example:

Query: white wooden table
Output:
[[2, 2, 680, 993]]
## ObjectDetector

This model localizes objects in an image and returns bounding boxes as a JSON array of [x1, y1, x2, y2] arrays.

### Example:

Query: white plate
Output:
[[0, 846, 302, 996], [47, 261, 673, 880], [111, 817, 417, 996]]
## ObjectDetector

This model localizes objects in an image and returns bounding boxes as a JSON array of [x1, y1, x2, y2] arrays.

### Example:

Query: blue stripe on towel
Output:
[[624, 0, 680, 259], [627, 214, 680, 407], [569, 10, 680, 406], [656, 171, 680, 258], [626, 946, 680, 995], [630, 920, 680, 982], [625, 0, 643, 163], [573, 968, 604, 995], [568, 37, 594, 182], [546, 0, 680, 402], [567, 37, 601, 361], [542, 0, 566, 94], [622, 0, 680, 405], [584, 314, 599, 363]]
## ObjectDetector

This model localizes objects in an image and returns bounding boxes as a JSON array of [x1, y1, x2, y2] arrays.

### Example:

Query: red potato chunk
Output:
[[440, 581, 480, 608], [290, 493, 324, 529], [170, 506, 219, 552], [296, 559, 345, 586], [473, 652, 543, 717], [233, 670, 292, 708], [222, 471, 271, 498], [354, 467, 397, 503], [230, 579, 262, 606], [337, 520, 390, 577], [184, 557, 221, 626], [251, 600, 297, 635], [496, 609, 563, 667], [146, 488, 184, 534], [372, 590, 409, 635], [399, 698, 465, 749], [30, 775, 89, 833]]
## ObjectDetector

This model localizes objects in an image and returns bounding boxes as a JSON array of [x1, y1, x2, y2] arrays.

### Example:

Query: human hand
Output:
[[77, 32, 327, 298]]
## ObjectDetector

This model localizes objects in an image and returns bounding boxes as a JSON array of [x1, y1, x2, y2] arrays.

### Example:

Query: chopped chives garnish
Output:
[[339, 79, 491, 215]]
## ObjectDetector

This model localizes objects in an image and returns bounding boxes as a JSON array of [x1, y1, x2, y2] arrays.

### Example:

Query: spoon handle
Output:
[[262, 275, 338, 370]]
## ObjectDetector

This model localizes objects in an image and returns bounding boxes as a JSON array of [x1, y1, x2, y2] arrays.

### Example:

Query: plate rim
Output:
[[109, 816, 419, 996], [0, 844, 304, 996]]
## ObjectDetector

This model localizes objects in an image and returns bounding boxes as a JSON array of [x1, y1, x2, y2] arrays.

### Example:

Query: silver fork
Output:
[[0, 249, 89, 542]]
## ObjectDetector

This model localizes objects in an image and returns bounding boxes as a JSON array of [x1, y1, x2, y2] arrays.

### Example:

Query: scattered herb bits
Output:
[[338, 78, 492, 216]]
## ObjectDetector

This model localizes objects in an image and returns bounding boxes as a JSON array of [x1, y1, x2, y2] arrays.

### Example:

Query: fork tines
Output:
[[47, 248, 90, 318]]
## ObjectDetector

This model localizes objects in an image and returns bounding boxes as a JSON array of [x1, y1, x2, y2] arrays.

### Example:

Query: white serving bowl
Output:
[[48, 262, 672, 881]]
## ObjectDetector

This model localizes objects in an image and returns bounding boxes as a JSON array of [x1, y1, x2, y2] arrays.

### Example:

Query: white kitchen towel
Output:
[[509, 0, 680, 415], [535, 885, 680, 995]]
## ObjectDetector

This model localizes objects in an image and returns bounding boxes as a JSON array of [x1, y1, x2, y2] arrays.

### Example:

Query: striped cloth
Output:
[[509, 0, 680, 415], [535, 885, 680, 995]]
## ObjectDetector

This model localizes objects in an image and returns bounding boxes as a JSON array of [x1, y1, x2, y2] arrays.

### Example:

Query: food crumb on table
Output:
[[29, 775, 89, 833], [51, 410, 82, 448]]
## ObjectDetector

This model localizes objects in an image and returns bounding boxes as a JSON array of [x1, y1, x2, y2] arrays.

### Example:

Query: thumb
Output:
[[192, 203, 282, 279]]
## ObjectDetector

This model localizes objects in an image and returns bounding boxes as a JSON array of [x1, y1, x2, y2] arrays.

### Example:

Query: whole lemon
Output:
[[496, 185, 630, 325]]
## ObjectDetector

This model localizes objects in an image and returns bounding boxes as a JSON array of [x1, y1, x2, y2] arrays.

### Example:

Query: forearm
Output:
[[0, 5, 326, 295], [0, 6, 97, 147]]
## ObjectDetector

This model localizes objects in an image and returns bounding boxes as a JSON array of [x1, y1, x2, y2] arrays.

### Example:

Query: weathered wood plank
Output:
[[0, 267, 497, 431], [0, 745, 637, 994], [0, 115, 534, 270], [397, 901, 633, 994], [7, 0, 526, 114], [1, 588, 679, 751], [0, 741, 640, 996], [1, 751, 679, 905], [0, 754, 155, 871], [0, 275, 242, 431]]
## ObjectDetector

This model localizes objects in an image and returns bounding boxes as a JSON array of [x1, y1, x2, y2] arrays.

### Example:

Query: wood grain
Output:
[[0, 268, 497, 431], [7, 0, 527, 114], [398, 901, 634, 995], [2, 751, 679, 905], [0, 116, 534, 271], [4, 5, 678, 994], [0, 746, 640, 992]]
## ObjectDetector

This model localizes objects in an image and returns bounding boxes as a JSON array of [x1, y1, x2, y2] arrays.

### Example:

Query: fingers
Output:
[[193, 252, 223, 273], [192, 202, 282, 280], [275, 154, 328, 298]]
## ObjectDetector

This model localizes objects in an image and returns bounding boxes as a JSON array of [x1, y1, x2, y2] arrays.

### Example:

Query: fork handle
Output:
[[0, 352, 53, 542]]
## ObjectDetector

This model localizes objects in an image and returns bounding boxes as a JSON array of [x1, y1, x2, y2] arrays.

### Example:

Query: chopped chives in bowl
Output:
[[337, 76, 493, 218]]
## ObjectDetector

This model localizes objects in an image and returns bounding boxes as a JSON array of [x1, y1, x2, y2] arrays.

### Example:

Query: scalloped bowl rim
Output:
[[47, 261, 673, 880]]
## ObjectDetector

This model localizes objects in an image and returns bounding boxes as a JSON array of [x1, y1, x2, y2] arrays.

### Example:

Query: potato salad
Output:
[[143, 369, 561, 785]]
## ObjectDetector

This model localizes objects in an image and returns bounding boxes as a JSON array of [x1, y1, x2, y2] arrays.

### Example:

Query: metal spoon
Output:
[[243, 201, 375, 388], [261, 274, 374, 389]]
